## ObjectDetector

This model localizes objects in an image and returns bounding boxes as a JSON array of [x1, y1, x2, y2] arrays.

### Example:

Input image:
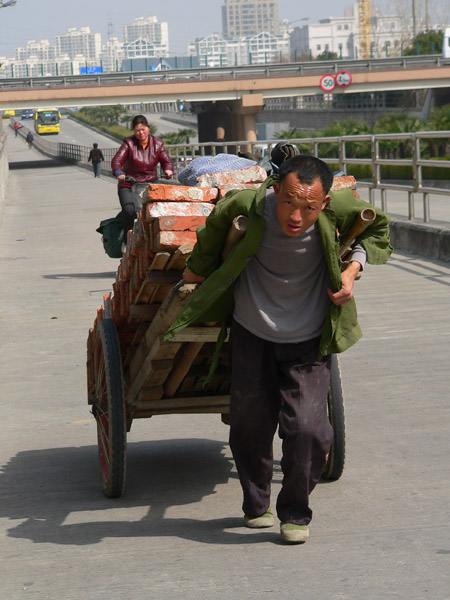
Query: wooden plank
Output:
[[135, 385, 164, 403], [167, 326, 226, 343], [126, 336, 182, 386], [128, 303, 160, 321], [165, 243, 193, 270], [132, 405, 230, 416], [125, 281, 197, 404], [164, 342, 204, 398], [152, 244, 193, 303], [141, 358, 174, 389], [134, 251, 171, 304], [132, 395, 230, 411], [145, 270, 183, 284]]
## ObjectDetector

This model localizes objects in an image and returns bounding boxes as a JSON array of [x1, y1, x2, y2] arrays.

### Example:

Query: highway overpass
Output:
[[1, 56, 450, 145]]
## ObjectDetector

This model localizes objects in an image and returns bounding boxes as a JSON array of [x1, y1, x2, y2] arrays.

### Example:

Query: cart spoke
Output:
[[95, 357, 106, 397]]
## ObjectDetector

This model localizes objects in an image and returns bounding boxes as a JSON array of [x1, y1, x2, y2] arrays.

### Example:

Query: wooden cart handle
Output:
[[221, 215, 248, 261], [339, 207, 376, 260]]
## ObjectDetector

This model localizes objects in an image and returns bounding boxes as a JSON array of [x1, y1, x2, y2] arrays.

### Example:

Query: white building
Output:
[[188, 31, 289, 67], [188, 33, 242, 67], [246, 31, 289, 63], [55, 27, 102, 62], [123, 38, 168, 60], [101, 37, 124, 72], [123, 16, 169, 55], [290, 3, 406, 60]]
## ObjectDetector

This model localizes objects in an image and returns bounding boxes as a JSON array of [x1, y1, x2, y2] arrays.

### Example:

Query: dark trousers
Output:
[[92, 160, 101, 177], [228, 319, 333, 525], [118, 187, 136, 234]]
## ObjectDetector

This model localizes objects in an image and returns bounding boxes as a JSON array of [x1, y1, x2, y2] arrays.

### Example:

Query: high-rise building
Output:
[[100, 37, 124, 73], [221, 0, 279, 38], [122, 16, 169, 55], [55, 27, 102, 62], [15, 39, 56, 61]]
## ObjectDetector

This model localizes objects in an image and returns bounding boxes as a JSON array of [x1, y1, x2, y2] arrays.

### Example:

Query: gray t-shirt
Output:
[[233, 191, 332, 343]]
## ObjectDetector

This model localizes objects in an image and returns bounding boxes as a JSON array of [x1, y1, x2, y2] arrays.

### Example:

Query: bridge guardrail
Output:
[[1, 55, 449, 91], [9, 120, 450, 223]]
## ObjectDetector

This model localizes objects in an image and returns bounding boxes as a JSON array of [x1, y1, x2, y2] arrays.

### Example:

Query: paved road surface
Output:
[[1, 127, 449, 599]]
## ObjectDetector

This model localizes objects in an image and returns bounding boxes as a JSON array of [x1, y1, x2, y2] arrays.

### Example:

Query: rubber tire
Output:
[[93, 318, 127, 498], [322, 354, 346, 481]]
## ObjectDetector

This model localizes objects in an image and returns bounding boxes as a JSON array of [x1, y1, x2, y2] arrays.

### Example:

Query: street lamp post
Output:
[[284, 18, 310, 62]]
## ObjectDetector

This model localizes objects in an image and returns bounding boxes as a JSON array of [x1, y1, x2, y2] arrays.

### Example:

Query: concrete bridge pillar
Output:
[[193, 94, 264, 151]]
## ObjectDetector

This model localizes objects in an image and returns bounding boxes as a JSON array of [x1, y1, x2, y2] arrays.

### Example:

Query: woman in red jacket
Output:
[[112, 114, 174, 233]]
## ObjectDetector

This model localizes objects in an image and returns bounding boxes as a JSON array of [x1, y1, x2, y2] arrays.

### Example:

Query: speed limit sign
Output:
[[319, 74, 336, 92], [336, 70, 352, 87]]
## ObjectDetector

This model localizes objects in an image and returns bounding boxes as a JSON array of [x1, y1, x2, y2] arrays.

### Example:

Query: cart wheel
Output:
[[92, 318, 126, 498], [322, 354, 346, 481]]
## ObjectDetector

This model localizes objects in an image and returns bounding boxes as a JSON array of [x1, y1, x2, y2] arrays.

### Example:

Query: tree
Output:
[[373, 112, 424, 158], [403, 30, 443, 55], [425, 104, 450, 156], [322, 119, 371, 158], [160, 128, 197, 145], [273, 128, 316, 154], [316, 50, 339, 61]]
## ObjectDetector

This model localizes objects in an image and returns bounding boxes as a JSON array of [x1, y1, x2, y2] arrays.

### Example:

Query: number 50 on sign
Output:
[[319, 74, 336, 92]]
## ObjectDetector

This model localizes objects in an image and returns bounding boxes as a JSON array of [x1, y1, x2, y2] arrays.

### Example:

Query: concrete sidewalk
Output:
[[0, 130, 449, 599]]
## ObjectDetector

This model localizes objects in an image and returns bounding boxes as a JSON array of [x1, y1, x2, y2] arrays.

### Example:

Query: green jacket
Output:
[[164, 175, 392, 361]]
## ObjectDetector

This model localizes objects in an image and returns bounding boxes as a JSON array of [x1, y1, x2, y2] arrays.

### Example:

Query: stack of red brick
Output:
[[86, 169, 357, 396], [91, 165, 267, 328], [89, 169, 356, 332]]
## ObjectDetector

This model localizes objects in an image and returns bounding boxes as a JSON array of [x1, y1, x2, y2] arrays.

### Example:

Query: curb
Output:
[[390, 220, 450, 262]]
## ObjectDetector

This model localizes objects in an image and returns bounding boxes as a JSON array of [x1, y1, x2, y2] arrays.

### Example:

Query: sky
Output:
[[0, 0, 358, 59], [0, 0, 446, 59]]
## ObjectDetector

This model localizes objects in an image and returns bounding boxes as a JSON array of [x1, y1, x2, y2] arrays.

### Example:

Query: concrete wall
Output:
[[390, 220, 450, 262], [0, 123, 8, 219]]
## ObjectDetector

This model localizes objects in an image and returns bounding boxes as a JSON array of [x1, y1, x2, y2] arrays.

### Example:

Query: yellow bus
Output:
[[2, 109, 16, 119], [34, 108, 61, 134]]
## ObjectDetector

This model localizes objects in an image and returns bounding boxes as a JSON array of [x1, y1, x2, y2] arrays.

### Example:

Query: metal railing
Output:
[[165, 132, 450, 223], [1, 54, 449, 91], [9, 121, 450, 223]]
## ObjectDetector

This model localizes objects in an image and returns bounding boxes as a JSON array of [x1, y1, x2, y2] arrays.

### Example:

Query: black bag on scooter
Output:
[[96, 213, 124, 258]]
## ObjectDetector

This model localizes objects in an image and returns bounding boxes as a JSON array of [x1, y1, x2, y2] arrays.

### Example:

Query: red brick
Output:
[[152, 215, 206, 232], [217, 182, 262, 198], [145, 183, 218, 203], [196, 166, 267, 188], [331, 176, 357, 191], [152, 230, 197, 253], [145, 201, 214, 221]]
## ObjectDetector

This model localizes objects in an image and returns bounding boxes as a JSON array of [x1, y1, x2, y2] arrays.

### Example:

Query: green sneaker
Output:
[[280, 522, 309, 543], [244, 507, 275, 529]]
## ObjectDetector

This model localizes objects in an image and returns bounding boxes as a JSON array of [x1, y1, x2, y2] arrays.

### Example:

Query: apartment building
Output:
[[122, 16, 169, 55], [55, 27, 102, 62], [15, 39, 56, 61], [222, 0, 279, 38], [188, 30, 289, 67]]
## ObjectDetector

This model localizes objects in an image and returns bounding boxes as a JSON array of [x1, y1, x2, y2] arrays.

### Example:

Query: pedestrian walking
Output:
[[26, 131, 34, 149], [13, 122, 21, 138], [88, 143, 105, 178]]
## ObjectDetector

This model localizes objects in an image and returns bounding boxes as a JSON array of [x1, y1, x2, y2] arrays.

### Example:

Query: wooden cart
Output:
[[87, 178, 347, 498]]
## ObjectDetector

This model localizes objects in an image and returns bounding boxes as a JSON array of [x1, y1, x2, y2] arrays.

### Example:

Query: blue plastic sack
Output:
[[178, 153, 257, 186]]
